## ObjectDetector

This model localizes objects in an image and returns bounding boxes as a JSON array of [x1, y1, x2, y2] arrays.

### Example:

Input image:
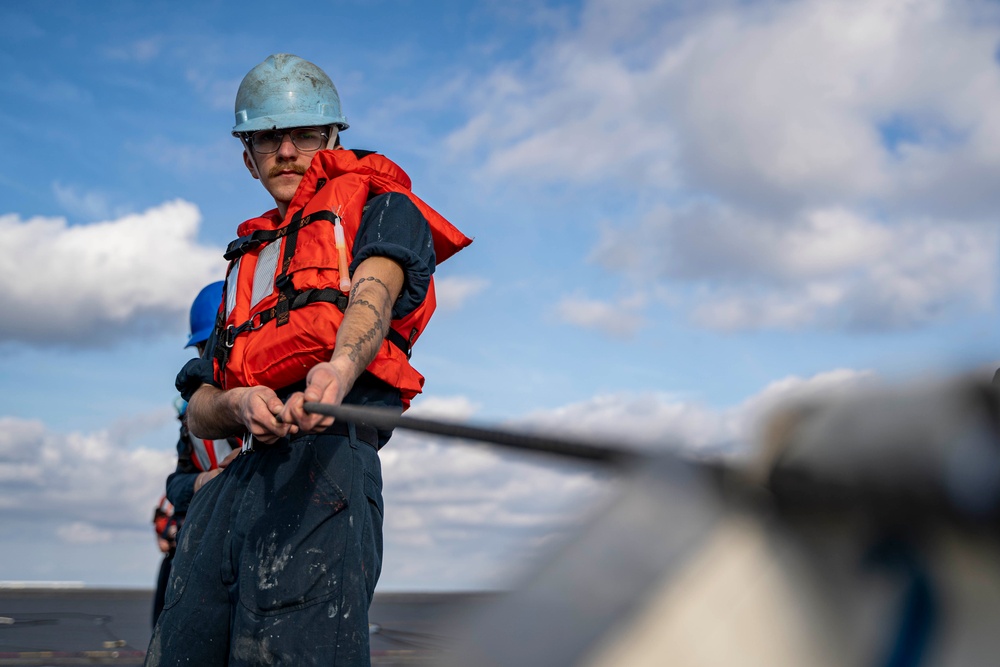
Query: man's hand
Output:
[[188, 383, 291, 443], [233, 385, 295, 443], [279, 360, 351, 433]]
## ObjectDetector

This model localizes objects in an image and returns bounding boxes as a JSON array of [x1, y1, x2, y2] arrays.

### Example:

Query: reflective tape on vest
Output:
[[251, 241, 281, 311], [225, 261, 240, 319], [190, 436, 235, 472]]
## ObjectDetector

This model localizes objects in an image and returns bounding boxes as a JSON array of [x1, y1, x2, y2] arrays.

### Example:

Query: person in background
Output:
[[151, 281, 240, 627], [150, 494, 176, 626]]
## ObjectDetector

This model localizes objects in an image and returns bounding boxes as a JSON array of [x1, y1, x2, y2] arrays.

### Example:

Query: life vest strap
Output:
[[223, 210, 341, 261]]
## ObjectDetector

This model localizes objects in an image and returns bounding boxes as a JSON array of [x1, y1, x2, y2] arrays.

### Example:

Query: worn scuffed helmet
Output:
[[232, 53, 348, 135]]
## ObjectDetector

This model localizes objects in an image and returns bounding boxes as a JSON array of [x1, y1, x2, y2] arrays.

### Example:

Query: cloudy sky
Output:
[[1, 0, 998, 591]]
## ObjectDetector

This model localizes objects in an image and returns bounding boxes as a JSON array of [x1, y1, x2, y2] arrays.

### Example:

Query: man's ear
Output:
[[243, 149, 260, 179]]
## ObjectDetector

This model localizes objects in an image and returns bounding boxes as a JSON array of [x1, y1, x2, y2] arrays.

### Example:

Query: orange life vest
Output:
[[214, 150, 471, 409]]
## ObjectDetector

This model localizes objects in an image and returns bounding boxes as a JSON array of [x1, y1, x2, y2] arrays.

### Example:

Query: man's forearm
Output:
[[186, 384, 246, 440], [328, 257, 403, 386]]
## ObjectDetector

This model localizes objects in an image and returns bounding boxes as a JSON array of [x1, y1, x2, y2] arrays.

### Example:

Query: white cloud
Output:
[[444, 0, 1000, 334], [0, 201, 226, 346], [554, 294, 645, 338], [52, 183, 121, 221], [0, 414, 176, 585], [0, 415, 175, 534], [448, 0, 1000, 212], [380, 389, 614, 589], [731, 367, 879, 442], [517, 367, 876, 458], [433, 276, 490, 311], [380, 428, 612, 590], [56, 522, 114, 545], [660, 0, 1000, 216], [408, 395, 482, 420], [595, 204, 997, 331]]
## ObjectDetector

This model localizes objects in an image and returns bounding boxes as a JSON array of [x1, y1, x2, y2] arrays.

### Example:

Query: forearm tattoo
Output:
[[350, 275, 395, 302], [342, 284, 391, 363], [342, 276, 399, 363]]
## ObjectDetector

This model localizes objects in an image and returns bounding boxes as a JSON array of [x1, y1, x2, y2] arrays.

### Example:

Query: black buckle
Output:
[[224, 235, 263, 261], [223, 312, 265, 348]]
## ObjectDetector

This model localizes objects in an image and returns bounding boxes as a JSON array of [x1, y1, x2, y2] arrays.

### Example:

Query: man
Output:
[[145, 54, 470, 666], [152, 281, 240, 627]]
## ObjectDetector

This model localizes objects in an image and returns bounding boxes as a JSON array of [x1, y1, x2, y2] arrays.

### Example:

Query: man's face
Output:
[[243, 127, 335, 208]]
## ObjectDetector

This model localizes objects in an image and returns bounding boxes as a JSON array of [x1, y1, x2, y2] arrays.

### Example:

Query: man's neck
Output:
[[275, 200, 289, 219]]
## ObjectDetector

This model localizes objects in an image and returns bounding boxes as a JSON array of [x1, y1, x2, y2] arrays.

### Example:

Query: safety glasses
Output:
[[248, 127, 328, 154]]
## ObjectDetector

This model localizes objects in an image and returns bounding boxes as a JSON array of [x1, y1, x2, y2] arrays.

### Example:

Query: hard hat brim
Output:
[[185, 325, 215, 349], [232, 112, 349, 135]]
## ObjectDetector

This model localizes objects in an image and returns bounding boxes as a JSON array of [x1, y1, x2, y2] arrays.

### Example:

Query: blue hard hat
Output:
[[186, 281, 225, 349], [232, 54, 349, 135]]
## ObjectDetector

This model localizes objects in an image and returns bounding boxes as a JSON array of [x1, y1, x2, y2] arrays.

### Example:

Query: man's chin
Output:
[[265, 181, 303, 205]]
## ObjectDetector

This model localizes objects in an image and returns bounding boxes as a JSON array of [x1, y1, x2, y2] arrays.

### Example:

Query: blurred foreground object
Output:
[[423, 374, 1000, 667]]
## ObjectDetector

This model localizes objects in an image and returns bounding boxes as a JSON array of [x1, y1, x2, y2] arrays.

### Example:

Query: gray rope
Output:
[[303, 402, 637, 466]]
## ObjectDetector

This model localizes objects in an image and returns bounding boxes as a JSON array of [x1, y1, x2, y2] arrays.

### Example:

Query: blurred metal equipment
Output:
[[307, 373, 1000, 667]]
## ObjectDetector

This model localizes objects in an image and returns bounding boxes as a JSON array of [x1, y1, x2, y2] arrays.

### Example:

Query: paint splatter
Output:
[[232, 634, 276, 666], [256, 531, 293, 591]]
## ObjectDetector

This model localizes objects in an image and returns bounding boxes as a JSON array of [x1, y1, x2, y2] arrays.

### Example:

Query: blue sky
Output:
[[1, 0, 999, 591]]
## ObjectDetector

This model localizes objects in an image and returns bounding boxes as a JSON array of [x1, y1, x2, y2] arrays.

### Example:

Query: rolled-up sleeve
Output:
[[350, 192, 436, 319]]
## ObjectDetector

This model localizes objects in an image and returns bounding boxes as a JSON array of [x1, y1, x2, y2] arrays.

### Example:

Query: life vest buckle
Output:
[[248, 311, 265, 331], [224, 235, 263, 261], [224, 311, 267, 348], [223, 325, 238, 348]]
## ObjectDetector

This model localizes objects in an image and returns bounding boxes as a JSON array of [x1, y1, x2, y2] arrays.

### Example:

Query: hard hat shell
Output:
[[186, 281, 225, 349], [232, 54, 349, 135]]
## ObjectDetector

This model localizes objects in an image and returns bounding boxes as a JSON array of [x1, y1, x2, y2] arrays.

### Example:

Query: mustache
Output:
[[267, 163, 307, 178]]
